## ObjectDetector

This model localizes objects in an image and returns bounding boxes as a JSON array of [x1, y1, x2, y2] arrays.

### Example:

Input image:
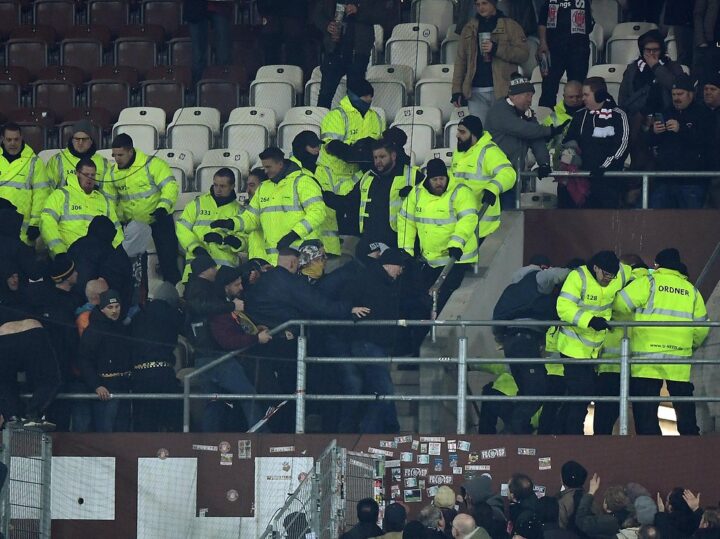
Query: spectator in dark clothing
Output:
[[648, 74, 712, 208], [537, 0, 593, 108], [183, 0, 232, 84], [618, 30, 685, 173], [463, 475, 508, 528], [0, 260, 60, 428], [537, 497, 579, 539], [509, 474, 540, 532], [472, 501, 510, 539], [655, 488, 704, 539], [702, 74, 720, 207], [515, 516, 545, 539], [131, 281, 183, 432], [78, 290, 132, 432], [383, 502, 408, 537], [576, 474, 634, 539], [693, 0, 720, 87], [258, 0, 309, 70], [200, 266, 272, 432], [418, 505, 447, 538], [558, 461, 588, 531], [341, 498, 383, 539], [663, 0, 695, 67], [312, 0, 384, 108], [0, 201, 44, 282], [563, 77, 630, 208]]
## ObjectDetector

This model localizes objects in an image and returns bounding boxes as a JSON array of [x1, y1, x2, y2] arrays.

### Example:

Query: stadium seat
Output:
[[58, 107, 112, 146], [38, 148, 62, 163], [373, 25, 385, 64], [64, 24, 113, 48], [91, 66, 140, 88], [168, 37, 193, 67], [113, 123, 160, 154], [423, 147, 454, 167], [522, 36, 540, 78], [196, 80, 241, 122], [223, 107, 276, 163], [276, 107, 328, 154], [606, 22, 658, 64], [201, 65, 248, 91], [87, 79, 131, 121], [0, 0, 20, 40], [88, 0, 130, 36], [60, 38, 104, 79], [154, 148, 195, 191], [6, 108, 56, 151], [117, 106, 166, 135], [392, 106, 443, 163], [142, 0, 183, 38], [170, 107, 221, 137], [587, 64, 624, 102], [195, 149, 251, 192], [34, 0, 76, 38], [115, 25, 164, 78], [33, 67, 84, 122], [142, 81, 185, 121], [95, 148, 114, 161], [6, 27, 55, 79], [415, 64, 454, 123], [167, 121, 213, 168], [592, 0, 621, 42], [304, 67, 346, 108], [411, 0, 454, 41], [249, 65, 304, 123], [665, 37, 678, 62], [443, 107, 470, 148], [590, 23, 605, 64], [366, 64, 413, 121], [0, 67, 30, 114], [390, 22, 439, 52], [385, 40, 432, 81], [530, 66, 566, 111]]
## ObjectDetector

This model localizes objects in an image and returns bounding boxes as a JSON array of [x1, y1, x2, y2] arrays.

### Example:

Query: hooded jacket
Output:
[[78, 307, 133, 390], [0, 207, 44, 281], [576, 493, 633, 539]]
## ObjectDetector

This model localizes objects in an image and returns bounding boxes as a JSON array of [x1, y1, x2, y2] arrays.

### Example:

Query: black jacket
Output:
[[339, 521, 384, 539], [344, 258, 401, 348], [0, 208, 44, 281], [654, 510, 703, 539], [510, 495, 540, 530], [311, 0, 385, 55], [132, 299, 182, 366], [575, 493, 631, 539], [244, 266, 352, 329], [78, 308, 132, 390], [563, 102, 630, 171], [649, 101, 713, 174], [543, 523, 579, 539], [183, 275, 235, 350]]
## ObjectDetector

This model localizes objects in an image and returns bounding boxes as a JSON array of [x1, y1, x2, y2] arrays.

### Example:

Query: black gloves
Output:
[[277, 231, 300, 249], [481, 190, 497, 206], [448, 247, 463, 261], [588, 317, 611, 331], [151, 207, 167, 219], [223, 235, 243, 249], [550, 120, 571, 137], [203, 232, 223, 244], [349, 137, 375, 164], [536, 164, 552, 180], [193, 247, 210, 257], [590, 168, 605, 179], [210, 218, 234, 230], [325, 140, 353, 161], [322, 190, 338, 209], [398, 185, 413, 198], [451, 93, 468, 107], [26, 226, 40, 241]]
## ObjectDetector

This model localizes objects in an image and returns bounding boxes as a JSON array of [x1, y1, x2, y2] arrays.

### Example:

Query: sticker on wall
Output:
[[395, 435, 413, 444], [420, 436, 446, 442], [481, 448, 506, 459], [428, 443, 442, 456], [226, 489, 239, 502], [518, 448, 536, 456], [539, 457, 551, 470], [453, 467, 463, 475], [417, 454, 430, 465], [219, 441, 231, 454], [404, 489, 422, 503], [192, 445, 218, 452], [238, 440, 252, 459], [449, 454, 458, 467], [458, 441, 471, 452], [368, 447, 394, 457], [269, 446, 295, 453], [401, 452, 414, 462], [380, 440, 398, 449], [220, 453, 233, 466], [156, 448, 169, 460], [433, 458, 443, 472]]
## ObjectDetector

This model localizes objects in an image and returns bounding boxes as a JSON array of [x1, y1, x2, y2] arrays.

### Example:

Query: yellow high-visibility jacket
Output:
[[46, 149, 113, 200], [451, 131, 516, 237], [397, 176, 479, 267]]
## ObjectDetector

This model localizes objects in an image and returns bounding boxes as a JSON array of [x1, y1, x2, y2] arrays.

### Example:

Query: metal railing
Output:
[[34, 319, 720, 436], [515, 170, 718, 210]]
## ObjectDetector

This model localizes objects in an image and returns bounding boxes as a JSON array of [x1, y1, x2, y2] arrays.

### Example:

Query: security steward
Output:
[[613, 248, 709, 435], [397, 158, 478, 312], [176, 167, 245, 281], [0, 123, 49, 245], [225, 147, 327, 266], [555, 250, 620, 434], [324, 139, 423, 248], [109, 134, 180, 284], [317, 78, 386, 186], [451, 115, 516, 239], [40, 159, 123, 258]]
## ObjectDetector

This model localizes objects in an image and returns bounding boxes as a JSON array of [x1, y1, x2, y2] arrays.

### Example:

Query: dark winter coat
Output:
[[311, 0, 385, 55], [78, 308, 132, 390], [618, 59, 684, 115], [575, 494, 632, 539], [340, 521, 384, 539], [563, 102, 630, 171], [132, 299, 182, 366]]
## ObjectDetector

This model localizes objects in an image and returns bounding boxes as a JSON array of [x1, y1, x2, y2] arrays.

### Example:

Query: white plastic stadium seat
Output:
[[250, 65, 304, 123], [171, 107, 221, 137], [254, 65, 304, 94], [391, 22, 439, 52], [385, 40, 432, 80], [590, 23, 605, 64], [587, 64, 624, 102], [195, 149, 251, 192], [277, 107, 328, 154], [154, 149, 195, 191], [592, 0, 622, 41], [38, 148, 61, 163], [223, 107, 276, 163], [411, 0, 454, 41], [415, 64, 454, 123], [606, 22, 659, 64], [440, 32, 459, 64], [304, 73, 346, 108], [117, 106, 166, 135], [96, 148, 114, 161], [392, 106, 443, 163], [373, 25, 384, 63], [278, 123, 321, 155], [443, 107, 470, 149], [283, 106, 328, 125], [423, 147, 454, 167], [166, 123, 213, 167], [112, 122, 158, 154], [530, 66, 566, 111], [367, 64, 415, 93], [610, 21, 659, 39]]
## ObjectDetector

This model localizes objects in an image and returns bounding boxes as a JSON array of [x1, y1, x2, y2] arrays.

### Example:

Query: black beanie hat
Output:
[[98, 289, 120, 309], [216, 265, 243, 288], [88, 215, 117, 244], [347, 77, 374, 97], [425, 158, 448, 179], [655, 248, 682, 271], [561, 460, 588, 488], [459, 115, 484, 138], [190, 255, 216, 276], [50, 255, 75, 283], [291, 130, 322, 155], [637, 29, 666, 57], [590, 250, 620, 275], [383, 126, 408, 149]]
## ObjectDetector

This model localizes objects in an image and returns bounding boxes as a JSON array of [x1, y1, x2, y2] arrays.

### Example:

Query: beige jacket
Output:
[[452, 15, 529, 99]]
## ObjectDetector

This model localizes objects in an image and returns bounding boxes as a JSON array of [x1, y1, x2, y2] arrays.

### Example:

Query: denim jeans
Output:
[[650, 182, 708, 209], [317, 50, 370, 109], [196, 356, 264, 432], [93, 398, 130, 433], [467, 87, 495, 125], [338, 341, 400, 434], [189, 11, 231, 83]]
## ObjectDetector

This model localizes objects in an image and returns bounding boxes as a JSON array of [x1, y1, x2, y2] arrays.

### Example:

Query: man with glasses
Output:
[[542, 80, 583, 144], [40, 159, 123, 259], [46, 120, 113, 201]]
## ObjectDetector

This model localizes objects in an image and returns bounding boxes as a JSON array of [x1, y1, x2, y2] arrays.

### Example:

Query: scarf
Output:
[[589, 98, 618, 139]]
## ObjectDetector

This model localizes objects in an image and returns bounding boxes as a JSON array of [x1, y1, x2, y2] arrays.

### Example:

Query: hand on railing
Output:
[[352, 307, 371, 319], [95, 386, 111, 401], [258, 329, 272, 344]]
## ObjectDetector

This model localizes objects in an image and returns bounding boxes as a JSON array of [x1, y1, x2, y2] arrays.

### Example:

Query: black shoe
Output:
[[22, 417, 56, 432]]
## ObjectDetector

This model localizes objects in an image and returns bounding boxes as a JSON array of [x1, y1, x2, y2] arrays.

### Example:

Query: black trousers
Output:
[[537, 374, 566, 434], [631, 377, 699, 436], [150, 213, 181, 285], [132, 366, 181, 432], [0, 327, 60, 419], [503, 330, 546, 434], [317, 50, 370, 109], [539, 39, 590, 108], [420, 263, 468, 316], [559, 360, 596, 434], [477, 383, 512, 434], [593, 371, 620, 435]]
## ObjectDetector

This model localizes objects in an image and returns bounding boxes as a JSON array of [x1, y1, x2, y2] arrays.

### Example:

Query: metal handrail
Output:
[[516, 170, 718, 209]]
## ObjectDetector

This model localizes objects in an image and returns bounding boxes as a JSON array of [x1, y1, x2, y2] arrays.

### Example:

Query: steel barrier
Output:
[[515, 170, 718, 210]]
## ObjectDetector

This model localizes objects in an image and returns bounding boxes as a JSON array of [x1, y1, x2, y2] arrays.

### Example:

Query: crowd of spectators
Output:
[[337, 461, 719, 539]]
